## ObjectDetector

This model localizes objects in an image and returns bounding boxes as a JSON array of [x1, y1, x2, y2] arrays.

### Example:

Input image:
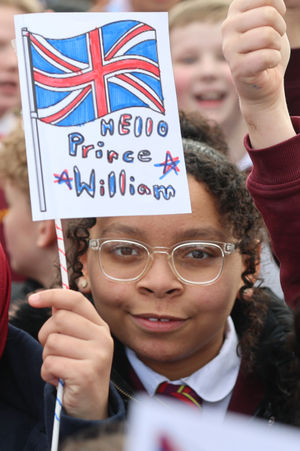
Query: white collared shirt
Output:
[[126, 316, 241, 421]]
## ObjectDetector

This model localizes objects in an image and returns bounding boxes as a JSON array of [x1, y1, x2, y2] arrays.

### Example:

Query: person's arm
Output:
[[222, 0, 300, 309]]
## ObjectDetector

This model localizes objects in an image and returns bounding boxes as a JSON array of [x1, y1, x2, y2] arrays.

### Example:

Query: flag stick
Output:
[[51, 218, 69, 451]]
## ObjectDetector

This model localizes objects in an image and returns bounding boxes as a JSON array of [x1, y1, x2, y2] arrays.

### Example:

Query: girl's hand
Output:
[[29, 289, 114, 420], [222, 0, 294, 148]]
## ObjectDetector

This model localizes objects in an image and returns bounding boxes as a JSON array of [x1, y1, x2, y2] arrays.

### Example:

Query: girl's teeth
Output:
[[148, 318, 170, 322]]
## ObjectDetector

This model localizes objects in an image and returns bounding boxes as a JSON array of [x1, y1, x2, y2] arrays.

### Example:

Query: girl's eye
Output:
[[114, 245, 139, 257], [177, 246, 219, 260], [186, 249, 208, 259]]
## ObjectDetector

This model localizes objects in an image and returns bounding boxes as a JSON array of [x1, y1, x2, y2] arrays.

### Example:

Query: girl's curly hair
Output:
[[66, 113, 270, 373]]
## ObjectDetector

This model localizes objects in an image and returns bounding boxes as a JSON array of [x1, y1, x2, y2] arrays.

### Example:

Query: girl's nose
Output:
[[136, 253, 184, 298]]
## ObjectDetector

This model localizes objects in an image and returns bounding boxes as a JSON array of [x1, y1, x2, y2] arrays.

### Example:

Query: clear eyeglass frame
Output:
[[89, 238, 236, 286]]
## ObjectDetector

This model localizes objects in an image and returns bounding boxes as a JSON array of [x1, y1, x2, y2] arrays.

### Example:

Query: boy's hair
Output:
[[169, 0, 230, 31], [0, 121, 30, 197], [0, 0, 42, 13]]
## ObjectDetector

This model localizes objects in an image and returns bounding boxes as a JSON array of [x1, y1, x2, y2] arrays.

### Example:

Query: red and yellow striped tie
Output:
[[156, 382, 202, 408]]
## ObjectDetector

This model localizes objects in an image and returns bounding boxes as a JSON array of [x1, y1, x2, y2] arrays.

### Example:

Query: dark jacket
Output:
[[0, 324, 47, 450], [110, 294, 300, 426]]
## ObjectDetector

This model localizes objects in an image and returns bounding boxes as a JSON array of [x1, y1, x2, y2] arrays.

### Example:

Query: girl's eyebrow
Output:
[[172, 227, 229, 242], [99, 223, 141, 237], [99, 224, 229, 242]]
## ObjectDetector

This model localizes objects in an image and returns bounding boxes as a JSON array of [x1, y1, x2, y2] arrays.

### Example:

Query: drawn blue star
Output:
[[154, 151, 180, 180]]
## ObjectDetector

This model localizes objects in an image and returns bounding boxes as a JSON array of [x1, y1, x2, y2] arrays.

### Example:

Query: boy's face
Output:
[[86, 176, 245, 378], [0, 7, 21, 118], [3, 182, 38, 277], [170, 21, 241, 131]]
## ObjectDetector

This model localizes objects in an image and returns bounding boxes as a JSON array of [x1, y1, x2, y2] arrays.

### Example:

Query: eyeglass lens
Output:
[[99, 241, 224, 284]]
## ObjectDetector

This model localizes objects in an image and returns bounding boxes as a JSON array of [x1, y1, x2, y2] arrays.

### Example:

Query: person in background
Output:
[[0, 0, 42, 281], [0, 122, 59, 299], [222, 0, 300, 311], [0, 122, 60, 338]]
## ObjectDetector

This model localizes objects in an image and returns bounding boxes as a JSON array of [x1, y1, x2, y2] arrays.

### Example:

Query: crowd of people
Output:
[[0, 0, 300, 450]]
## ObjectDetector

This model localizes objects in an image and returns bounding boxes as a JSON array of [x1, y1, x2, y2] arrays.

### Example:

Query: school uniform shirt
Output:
[[126, 316, 241, 421]]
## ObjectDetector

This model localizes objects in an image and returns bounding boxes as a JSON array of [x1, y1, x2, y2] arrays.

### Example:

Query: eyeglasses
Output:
[[89, 238, 236, 285]]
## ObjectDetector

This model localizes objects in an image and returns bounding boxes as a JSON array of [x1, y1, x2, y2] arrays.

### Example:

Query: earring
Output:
[[80, 278, 88, 289]]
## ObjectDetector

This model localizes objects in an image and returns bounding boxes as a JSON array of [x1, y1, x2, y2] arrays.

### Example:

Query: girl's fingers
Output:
[[41, 330, 113, 362], [28, 288, 103, 325], [37, 308, 110, 345]]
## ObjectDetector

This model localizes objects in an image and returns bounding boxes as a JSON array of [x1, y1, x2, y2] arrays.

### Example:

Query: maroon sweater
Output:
[[245, 117, 300, 310]]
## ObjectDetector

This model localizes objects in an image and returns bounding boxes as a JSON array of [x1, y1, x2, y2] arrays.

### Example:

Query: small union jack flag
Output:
[[26, 20, 165, 126]]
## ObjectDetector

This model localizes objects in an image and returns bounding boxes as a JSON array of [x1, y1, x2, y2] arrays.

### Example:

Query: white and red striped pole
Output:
[[51, 219, 69, 451]]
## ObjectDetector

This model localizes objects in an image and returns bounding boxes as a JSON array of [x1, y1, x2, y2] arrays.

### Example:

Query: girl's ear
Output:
[[76, 252, 92, 294]]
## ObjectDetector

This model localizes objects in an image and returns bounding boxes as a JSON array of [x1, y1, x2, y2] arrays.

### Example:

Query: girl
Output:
[[29, 114, 300, 427]]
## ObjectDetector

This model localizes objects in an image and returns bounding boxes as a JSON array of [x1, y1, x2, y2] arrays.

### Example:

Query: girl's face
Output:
[[86, 176, 245, 379], [170, 22, 241, 131]]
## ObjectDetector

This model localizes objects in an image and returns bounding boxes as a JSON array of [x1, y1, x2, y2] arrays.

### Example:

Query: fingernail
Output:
[[28, 293, 40, 304]]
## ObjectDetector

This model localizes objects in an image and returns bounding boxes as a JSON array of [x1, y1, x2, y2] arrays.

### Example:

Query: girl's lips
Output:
[[131, 314, 186, 332]]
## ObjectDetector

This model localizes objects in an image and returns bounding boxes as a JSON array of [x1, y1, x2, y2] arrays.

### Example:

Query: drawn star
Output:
[[154, 151, 180, 180], [53, 170, 73, 190]]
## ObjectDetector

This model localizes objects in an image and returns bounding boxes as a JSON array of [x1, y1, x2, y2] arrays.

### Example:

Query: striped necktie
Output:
[[156, 382, 202, 408]]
